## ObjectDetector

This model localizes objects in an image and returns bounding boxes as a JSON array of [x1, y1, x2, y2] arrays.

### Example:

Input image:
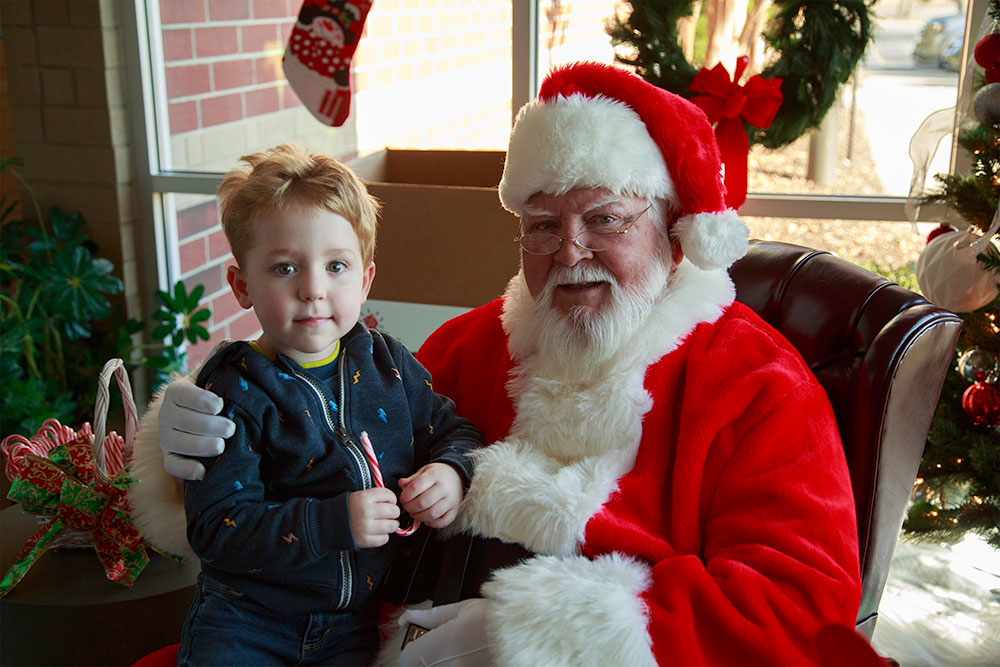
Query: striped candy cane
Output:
[[358, 431, 419, 537]]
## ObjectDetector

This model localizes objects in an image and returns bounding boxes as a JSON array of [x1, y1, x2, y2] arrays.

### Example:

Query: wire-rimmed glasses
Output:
[[513, 205, 652, 256]]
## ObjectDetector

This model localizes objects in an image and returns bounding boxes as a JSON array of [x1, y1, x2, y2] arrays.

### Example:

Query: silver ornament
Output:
[[958, 347, 998, 383], [973, 83, 1000, 126]]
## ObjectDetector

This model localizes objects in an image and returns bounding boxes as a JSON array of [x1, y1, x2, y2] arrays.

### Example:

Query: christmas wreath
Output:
[[608, 1, 874, 151]]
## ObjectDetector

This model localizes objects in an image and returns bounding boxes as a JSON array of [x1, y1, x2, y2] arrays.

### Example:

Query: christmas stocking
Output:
[[283, 0, 373, 127]]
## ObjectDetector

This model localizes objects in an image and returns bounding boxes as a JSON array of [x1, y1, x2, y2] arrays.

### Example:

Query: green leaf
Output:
[[189, 308, 211, 324], [43, 246, 121, 322], [174, 281, 186, 306], [186, 284, 204, 311], [190, 323, 210, 341], [145, 356, 171, 370], [151, 322, 176, 340]]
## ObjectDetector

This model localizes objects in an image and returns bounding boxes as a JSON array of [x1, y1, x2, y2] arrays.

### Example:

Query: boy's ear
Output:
[[227, 264, 254, 309], [360, 262, 376, 302]]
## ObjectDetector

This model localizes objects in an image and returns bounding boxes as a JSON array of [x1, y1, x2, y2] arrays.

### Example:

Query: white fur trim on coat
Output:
[[483, 552, 656, 667], [127, 380, 196, 559], [673, 209, 749, 271], [498, 93, 674, 215]]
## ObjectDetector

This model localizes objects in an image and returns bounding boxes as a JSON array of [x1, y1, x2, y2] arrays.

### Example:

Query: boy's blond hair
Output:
[[217, 143, 380, 265]]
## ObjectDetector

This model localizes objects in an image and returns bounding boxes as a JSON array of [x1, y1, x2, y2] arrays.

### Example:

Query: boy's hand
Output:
[[398, 462, 463, 529], [348, 487, 400, 548]]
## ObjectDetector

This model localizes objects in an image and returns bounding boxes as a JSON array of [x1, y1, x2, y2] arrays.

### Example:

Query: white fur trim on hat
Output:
[[498, 93, 675, 215], [673, 209, 749, 271]]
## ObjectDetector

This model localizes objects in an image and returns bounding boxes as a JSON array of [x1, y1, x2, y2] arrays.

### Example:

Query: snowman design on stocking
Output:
[[283, 0, 373, 127]]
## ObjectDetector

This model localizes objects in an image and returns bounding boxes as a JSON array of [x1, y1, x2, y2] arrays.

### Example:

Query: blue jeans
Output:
[[178, 572, 378, 666]]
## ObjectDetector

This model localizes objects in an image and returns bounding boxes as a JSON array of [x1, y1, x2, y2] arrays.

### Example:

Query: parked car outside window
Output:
[[912, 14, 966, 70]]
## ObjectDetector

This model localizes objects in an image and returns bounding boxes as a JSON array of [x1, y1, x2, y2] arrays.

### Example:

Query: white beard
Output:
[[503, 251, 673, 382]]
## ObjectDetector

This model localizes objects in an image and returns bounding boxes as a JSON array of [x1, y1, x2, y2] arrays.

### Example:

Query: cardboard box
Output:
[[349, 149, 521, 349]]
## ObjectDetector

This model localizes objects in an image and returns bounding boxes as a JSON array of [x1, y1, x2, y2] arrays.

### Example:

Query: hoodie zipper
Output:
[[290, 346, 371, 610]]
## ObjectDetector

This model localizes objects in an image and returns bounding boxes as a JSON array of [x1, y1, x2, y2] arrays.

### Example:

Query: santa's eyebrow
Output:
[[522, 204, 555, 218], [522, 196, 628, 219]]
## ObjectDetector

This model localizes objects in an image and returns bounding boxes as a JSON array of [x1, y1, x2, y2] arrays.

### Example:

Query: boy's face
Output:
[[227, 204, 375, 365]]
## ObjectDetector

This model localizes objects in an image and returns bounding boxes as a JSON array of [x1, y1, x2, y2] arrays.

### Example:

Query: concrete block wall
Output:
[[1, 0, 143, 322]]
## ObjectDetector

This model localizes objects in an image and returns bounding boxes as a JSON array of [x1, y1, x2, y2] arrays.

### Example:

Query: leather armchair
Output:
[[729, 240, 963, 638]]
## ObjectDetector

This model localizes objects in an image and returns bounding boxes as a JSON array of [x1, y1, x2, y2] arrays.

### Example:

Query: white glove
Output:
[[397, 598, 495, 666], [159, 376, 235, 481]]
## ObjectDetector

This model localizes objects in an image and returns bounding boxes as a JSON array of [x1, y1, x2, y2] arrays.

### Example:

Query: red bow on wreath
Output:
[[690, 56, 783, 209]]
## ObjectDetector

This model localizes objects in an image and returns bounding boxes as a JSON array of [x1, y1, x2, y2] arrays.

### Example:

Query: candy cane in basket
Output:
[[358, 431, 419, 537]]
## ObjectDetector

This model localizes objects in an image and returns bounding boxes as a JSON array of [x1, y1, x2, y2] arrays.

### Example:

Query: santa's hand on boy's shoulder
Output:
[[348, 487, 400, 548], [398, 462, 463, 529], [159, 377, 235, 481]]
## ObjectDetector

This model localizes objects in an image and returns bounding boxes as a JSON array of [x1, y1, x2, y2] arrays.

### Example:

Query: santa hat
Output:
[[498, 62, 748, 271]]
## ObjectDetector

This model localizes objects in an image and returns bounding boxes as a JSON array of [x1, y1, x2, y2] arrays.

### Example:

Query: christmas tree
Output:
[[905, 1, 1000, 549]]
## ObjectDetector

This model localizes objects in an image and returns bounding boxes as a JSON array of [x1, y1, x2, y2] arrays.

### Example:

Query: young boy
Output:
[[177, 144, 482, 666]]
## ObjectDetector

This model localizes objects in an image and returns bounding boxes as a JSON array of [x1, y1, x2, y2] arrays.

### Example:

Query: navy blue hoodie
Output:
[[184, 323, 481, 615]]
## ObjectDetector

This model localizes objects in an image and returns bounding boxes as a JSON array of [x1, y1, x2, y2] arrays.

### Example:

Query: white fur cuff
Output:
[[482, 553, 656, 667], [127, 387, 195, 559]]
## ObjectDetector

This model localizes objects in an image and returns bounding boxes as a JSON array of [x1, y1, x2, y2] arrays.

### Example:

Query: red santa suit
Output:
[[414, 262, 862, 666]]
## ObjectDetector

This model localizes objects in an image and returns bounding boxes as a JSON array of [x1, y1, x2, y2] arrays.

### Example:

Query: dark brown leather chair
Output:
[[729, 240, 963, 638]]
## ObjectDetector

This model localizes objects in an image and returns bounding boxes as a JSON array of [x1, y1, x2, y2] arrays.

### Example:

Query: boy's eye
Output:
[[327, 261, 346, 273], [272, 263, 295, 275]]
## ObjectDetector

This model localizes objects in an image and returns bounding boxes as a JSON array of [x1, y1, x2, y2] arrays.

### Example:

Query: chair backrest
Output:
[[729, 240, 962, 638]]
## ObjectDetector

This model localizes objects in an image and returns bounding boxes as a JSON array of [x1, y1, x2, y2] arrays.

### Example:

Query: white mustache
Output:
[[545, 264, 618, 289]]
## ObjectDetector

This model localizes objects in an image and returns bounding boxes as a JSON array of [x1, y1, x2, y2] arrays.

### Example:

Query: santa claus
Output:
[[130, 62, 863, 665]]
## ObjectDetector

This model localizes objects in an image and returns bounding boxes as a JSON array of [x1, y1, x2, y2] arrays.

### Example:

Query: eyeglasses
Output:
[[513, 204, 652, 256]]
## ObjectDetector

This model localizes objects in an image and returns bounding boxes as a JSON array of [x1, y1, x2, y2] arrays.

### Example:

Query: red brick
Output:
[[212, 290, 243, 324], [195, 27, 239, 58], [209, 0, 251, 21], [185, 263, 226, 296], [254, 55, 283, 83], [168, 100, 199, 134], [160, 2, 206, 24], [279, 20, 296, 41], [241, 23, 281, 53], [179, 238, 207, 274], [246, 86, 280, 116], [201, 93, 244, 127], [253, 0, 293, 19], [162, 29, 193, 62], [165, 64, 211, 98], [281, 83, 301, 109], [229, 311, 262, 340], [188, 330, 227, 368], [212, 60, 253, 90], [208, 229, 232, 260], [177, 201, 217, 239]]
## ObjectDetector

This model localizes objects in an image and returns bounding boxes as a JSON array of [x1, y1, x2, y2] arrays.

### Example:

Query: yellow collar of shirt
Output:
[[248, 339, 340, 367]]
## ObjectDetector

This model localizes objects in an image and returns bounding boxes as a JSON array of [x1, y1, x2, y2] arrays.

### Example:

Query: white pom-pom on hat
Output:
[[500, 62, 749, 271]]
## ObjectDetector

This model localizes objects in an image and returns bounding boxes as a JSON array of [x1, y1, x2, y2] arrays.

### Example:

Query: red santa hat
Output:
[[499, 61, 748, 271]]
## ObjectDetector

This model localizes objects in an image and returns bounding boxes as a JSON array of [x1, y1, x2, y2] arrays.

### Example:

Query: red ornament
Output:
[[926, 223, 957, 245], [987, 63, 1000, 84], [974, 32, 1000, 69], [962, 381, 1000, 426]]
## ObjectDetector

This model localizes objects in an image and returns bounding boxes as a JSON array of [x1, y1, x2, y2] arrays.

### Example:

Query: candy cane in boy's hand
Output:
[[359, 431, 419, 536]]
